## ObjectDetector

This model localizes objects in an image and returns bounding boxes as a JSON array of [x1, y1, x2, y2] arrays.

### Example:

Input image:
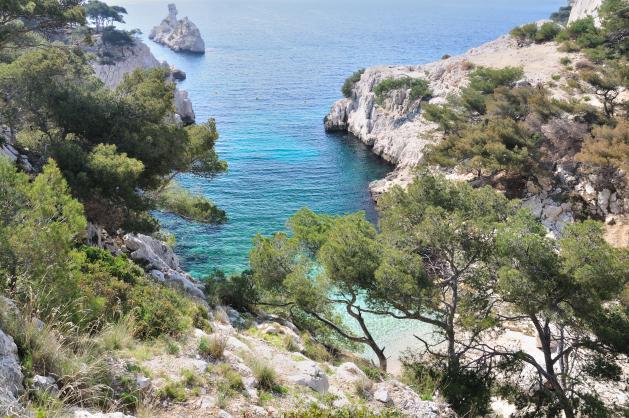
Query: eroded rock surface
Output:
[[150, 4, 205, 54]]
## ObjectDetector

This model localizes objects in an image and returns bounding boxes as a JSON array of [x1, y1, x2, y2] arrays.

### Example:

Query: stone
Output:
[[136, 375, 151, 390], [373, 387, 391, 403], [373, 380, 455, 418], [150, 4, 205, 53], [290, 361, 329, 394], [569, 0, 603, 25], [0, 327, 23, 417], [598, 189, 611, 214], [170, 66, 187, 81], [336, 362, 367, 383], [217, 410, 232, 418], [32, 375, 58, 394]]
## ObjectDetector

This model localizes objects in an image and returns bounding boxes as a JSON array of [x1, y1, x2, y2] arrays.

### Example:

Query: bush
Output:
[[373, 77, 432, 104], [468, 66, 524, 94], [155, 183, 226, 224], [536, 22, 562, 43], [342, 69, 365, 98], [199, 334, 227, 360], [204, 269, 258, 309], [101, 27, 137, 47], [510, 23, 539, 43]]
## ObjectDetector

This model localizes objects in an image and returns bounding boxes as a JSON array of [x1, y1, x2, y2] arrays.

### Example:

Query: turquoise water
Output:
[[117, 0, 564, 368], [118, 0, 564, 276]]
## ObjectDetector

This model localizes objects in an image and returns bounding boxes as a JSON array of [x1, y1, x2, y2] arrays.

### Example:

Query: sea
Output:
[[117, 0, 565, 370]]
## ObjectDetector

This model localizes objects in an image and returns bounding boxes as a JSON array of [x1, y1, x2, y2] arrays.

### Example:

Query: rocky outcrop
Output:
[[123, 234, 206, 302], [91, 38, 196, 124], [569, 0, 603, 25], [150, 4, 205, 54], [325, 36, 575, 193], [0, 328, 23, 417]]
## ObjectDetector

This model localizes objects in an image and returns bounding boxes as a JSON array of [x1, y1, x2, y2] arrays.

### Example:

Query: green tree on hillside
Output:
[[85, 0, 127, 32], [0, 0, 84, 53], [492, 214, 629, 418], [249, 210, 388, 370], [0, 48, 226, 231]]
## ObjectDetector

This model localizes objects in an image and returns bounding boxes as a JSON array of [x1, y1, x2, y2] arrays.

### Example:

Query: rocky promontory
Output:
[[325, 11, 627, 241], [91, 37, 196, 124], [149, 4, 205, 54]]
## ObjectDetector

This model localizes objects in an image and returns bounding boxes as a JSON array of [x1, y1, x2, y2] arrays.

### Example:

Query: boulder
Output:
[[32, 375, 58, 394], [0, 328, 23, 417], [373, 380, 455, 418], [336, 362, 367, 384], [290, 361, 329, 394], [149, 4, 205, 54]]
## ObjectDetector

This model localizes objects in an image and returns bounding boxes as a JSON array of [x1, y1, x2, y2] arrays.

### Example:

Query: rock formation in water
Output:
[[149, 4, 205, 54], [91, 38, 196, 124]]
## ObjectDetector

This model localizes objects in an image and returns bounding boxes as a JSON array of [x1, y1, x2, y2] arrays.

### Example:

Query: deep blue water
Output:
[[117, 0, 564, 368]]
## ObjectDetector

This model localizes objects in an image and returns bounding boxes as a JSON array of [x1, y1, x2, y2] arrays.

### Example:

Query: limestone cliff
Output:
[[149, 4, 205, 54], [325, 14, 627, 239], [91, 38, 196, 124], [569, 0, 604, 24]]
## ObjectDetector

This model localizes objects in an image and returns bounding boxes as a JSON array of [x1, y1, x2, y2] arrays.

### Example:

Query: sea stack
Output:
[[149, 4, 205, 54]]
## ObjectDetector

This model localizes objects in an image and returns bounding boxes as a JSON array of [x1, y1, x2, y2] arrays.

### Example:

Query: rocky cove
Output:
[[1, 0, 628, 416]]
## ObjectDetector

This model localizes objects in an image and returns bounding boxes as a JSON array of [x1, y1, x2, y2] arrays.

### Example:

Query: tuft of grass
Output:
[[96, 315, 136, 351], [157, 380, 187, 402], [216, 364, 245, 391], [252, 360, 279, 392], [354, 377, 373, 400], [198, 334, 227, 360], [180, 369, 204, 388]]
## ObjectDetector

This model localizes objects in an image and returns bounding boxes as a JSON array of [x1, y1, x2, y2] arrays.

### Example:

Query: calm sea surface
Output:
[[117, 0, 564, 369]]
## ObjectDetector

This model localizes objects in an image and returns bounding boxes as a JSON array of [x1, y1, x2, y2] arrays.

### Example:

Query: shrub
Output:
[[373, 77, 432, 104], [252, 361, 279, 391], [577, 119, 629, 173], [204, 269, 258, 309], [342, 69, 365, 98], [216, 364, 245, 391], [468, 66, 524, 94], [535, 22, 562, 43], [101, 27, 137, 47], [510, 23, 539, 43], [155, 183, 226, 224], [199, 334, 227, 360]]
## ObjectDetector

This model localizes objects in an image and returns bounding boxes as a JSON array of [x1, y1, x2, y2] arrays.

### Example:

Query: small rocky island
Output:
[[149, 4, 205, 54]]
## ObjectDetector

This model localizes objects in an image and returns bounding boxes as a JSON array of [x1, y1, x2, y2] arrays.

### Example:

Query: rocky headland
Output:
[[325, 0, 628, 243], [149, 4, 205, 54], [90, 37, 196, 124]]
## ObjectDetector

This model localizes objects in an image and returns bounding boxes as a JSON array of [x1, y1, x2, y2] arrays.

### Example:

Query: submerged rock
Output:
[[150, 4, 205, 54]]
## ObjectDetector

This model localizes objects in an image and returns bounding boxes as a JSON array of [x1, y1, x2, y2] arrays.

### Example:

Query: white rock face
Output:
[[123, 234, 206, 301], [325, 36, 575, 196], [569, 0, 603, 25], [91, 39, 196, 124], [0, 328, 23, 417], [150, 4, 205, 54]]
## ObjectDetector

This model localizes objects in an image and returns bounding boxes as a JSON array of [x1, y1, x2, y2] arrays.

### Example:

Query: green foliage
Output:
[[426, 117, 541, 176], [373, 77, 432, 104], [286, 404, 403, 418], [252, 361, 279, 391], [0, 47, 226, 231], [198, 334, 227, 359], [468, 66, 524, 94], [342, 68, 365, 98], [0, 0, 85, 53], [155, 183, 226, 224], [580, 61, 629, 117], [85, 0, 127, 31], [101, 27, 137, 47], [511, 22, 561, 44], [204, 270, 258, 309]]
